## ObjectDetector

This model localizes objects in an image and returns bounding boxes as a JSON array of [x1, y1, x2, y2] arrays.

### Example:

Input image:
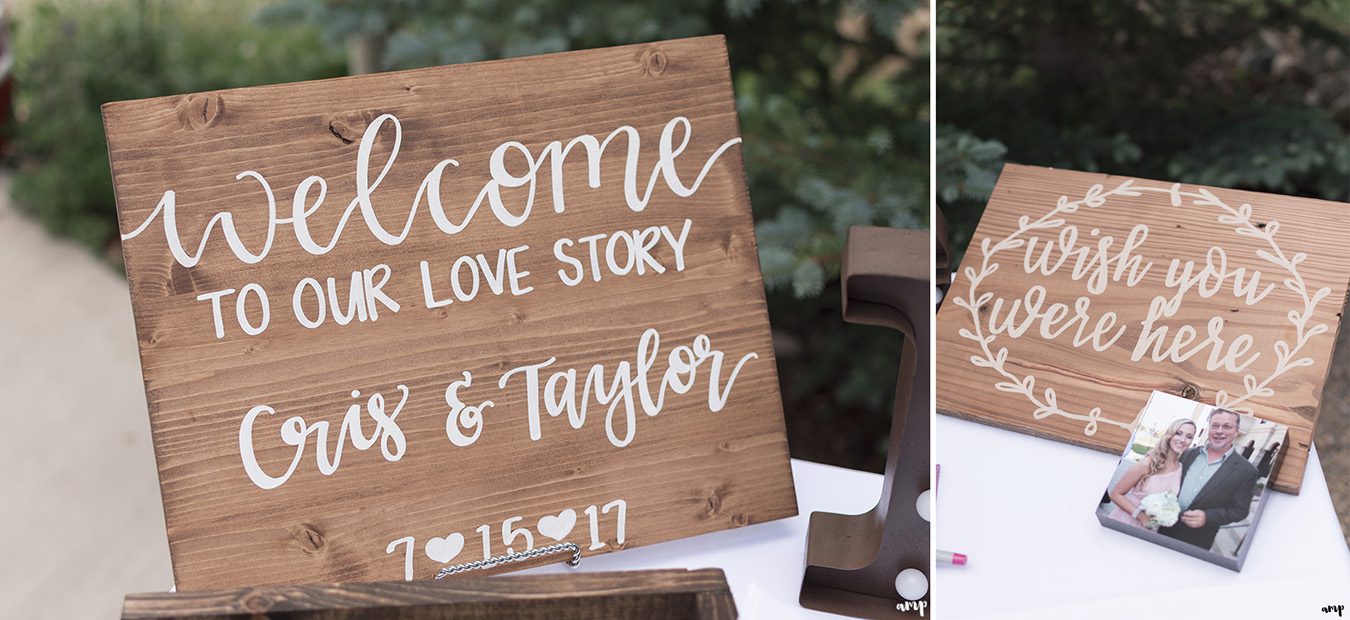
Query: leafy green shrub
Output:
[[8, 0, 344, 253]]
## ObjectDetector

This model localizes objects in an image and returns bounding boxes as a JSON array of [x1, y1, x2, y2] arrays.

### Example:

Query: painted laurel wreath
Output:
[[951, 179, 1332, 436]]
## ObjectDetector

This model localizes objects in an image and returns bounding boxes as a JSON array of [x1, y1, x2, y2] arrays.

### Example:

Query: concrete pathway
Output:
[[0, 174, 173, 619]]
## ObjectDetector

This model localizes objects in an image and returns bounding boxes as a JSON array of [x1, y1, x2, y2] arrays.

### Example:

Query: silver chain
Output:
[[434, 542, 582, 579]]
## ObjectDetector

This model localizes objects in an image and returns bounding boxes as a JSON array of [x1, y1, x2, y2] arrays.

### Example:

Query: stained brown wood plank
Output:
[[936, 164, 1350, 494], [102, 36, 796, 590], [121, 568, 737, 619]]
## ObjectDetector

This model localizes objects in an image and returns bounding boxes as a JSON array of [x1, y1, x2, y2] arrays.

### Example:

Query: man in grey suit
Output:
[[1158, 408, 1260, 550]]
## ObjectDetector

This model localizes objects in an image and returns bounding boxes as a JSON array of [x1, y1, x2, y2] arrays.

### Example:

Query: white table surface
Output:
[[523, 458, 891, 619], [935, 415, 1350, 620]]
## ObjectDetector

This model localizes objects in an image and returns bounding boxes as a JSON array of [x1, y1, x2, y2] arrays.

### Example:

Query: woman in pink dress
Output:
[[1106, 418, 1196, 528]]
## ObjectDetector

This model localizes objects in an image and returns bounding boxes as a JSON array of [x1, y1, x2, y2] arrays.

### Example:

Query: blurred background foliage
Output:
[[8, 0, 346, 250], [937, 0, 1350, 263], [6, 0, 930, 472]]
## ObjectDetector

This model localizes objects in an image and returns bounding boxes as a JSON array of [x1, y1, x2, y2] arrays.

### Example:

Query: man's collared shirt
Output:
[[1178, 445, 1235, 511]]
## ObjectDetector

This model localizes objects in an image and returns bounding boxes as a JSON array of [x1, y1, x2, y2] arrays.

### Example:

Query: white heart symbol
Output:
[[536, 509, 577, 541], [424, 532, 465, 564]]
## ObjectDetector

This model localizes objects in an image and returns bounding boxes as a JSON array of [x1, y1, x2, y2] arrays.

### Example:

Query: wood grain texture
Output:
[[936, 164, 1350, 494], [121, 568, 737, 619], [102, 36, 796, 589], [800, 227, 931, 619]]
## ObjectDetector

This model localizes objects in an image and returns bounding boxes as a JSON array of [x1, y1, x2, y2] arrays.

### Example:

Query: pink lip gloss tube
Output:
[[938, 549, 968, 566]]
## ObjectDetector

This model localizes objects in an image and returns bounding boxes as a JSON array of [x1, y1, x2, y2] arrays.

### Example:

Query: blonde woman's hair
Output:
[[1143, 418, 1196, 482]]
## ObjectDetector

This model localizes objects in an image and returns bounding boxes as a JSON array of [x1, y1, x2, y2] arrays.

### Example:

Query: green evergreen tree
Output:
[[937, 0, 1349, 259]]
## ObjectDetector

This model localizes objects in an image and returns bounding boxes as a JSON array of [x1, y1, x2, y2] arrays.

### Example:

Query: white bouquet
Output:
[[1138, 491, 1181, 528]]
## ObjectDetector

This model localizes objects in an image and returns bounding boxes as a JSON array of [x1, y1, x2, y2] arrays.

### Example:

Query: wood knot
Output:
[[1177, 382, 1199, 400], [731, 513, 752, 527], [176, 93, 224, 130], [291, 524, 326, 554], [325, 110, 375, 145], [641, 47, 669, 76], [977, 303, 990, 314], [241, 592, 272, 612], [169, 261, 196, 296], [704, 488, 724, 517]]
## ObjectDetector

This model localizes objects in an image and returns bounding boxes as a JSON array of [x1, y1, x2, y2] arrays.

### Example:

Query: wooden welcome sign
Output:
[[936, 164, 1350, 494], [103, 36, 796, 589]]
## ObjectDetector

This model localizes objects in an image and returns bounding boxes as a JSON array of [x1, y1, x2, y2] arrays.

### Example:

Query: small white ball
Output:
[[895, 568, 928, 600], [916, 490, 932, 522]]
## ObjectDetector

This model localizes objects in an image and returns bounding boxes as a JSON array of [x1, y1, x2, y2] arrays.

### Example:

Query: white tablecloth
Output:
[[935, 415, 1350, 620]]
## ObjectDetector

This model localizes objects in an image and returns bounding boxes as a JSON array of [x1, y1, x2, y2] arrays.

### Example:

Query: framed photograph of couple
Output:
[[1096, 390, 1287, 571]]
